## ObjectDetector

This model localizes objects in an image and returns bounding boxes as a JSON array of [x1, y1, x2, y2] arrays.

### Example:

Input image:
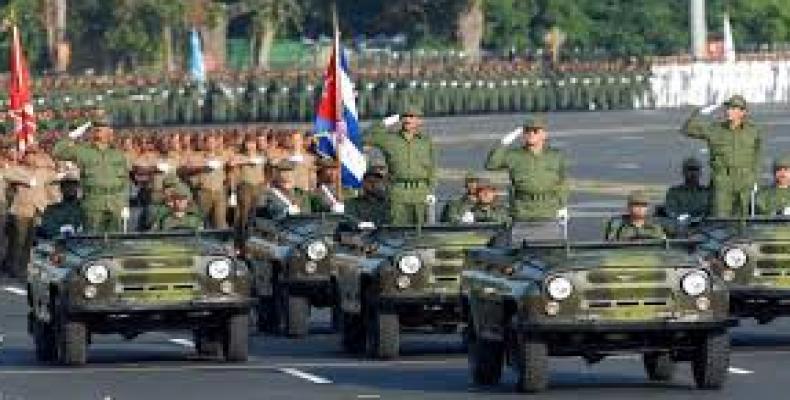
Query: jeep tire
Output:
[[33, 320, 57, 363], [57, 320, 87, 366], [341, 312, 365, 353], [468, 327, 503, 385], [644, 352, 676, 382], [285, 295, 309, 338], [693, 330, 729, 390], [365, 308, 399, 359], [515, 335, 549, 393], [224, 314, 249, 362]]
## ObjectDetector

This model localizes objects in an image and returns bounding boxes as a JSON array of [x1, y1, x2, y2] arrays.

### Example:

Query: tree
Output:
[[243, 0, 303, 68], [456, 0, 484, 61]]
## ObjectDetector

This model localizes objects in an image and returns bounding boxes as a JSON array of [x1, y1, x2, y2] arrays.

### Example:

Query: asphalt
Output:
[[3, 108, 790, 399]]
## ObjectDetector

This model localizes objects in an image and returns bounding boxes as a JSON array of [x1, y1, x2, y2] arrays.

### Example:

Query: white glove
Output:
[[229, 192, 238, 207], [28, 178, 37, 187], [782, 207, 790, 216], [250, 156, 264, 165], [121, 207, 130, 219], [699, 104, 718, 115], [156, 162, 171, 173], [59, 225, 75, 235], [677, 213, 690, 222], [56, 172, 67, 180], [383, 114, 401, 127], [556, 207, 569, 221], [501, 128, 522, 145], [461, 211, 475, 224], [68, 122, 92, 139], [358, 221, 376, 230], [425, 194, 437, 205], [206, 159, 223, 170], [331, 203, 345, 214], [287, 205, 301, 215], [288, 154, 305, 163]]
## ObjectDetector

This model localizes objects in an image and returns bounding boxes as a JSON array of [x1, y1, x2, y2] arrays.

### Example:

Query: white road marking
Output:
[[728, 367, 754, 375], [279, 367, 332, 384], [614, 162, 641, 170], [3, 286, 27, 296], [168, 338, 195, 348], [357, 396, 381, 399]]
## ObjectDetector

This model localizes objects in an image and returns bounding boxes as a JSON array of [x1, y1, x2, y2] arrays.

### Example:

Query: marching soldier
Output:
[[485, 116, 568, 221], [755, 155, 790, 216], [52, 116, 131, 233], [683, 95, 762, 217], [365, 105, 436, 225], [605, 190, 666, 241], [663, 157, 710, 219], [181, 134, 230, 229]]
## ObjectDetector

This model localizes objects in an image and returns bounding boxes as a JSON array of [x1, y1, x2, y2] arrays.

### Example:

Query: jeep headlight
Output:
[[83, 264, 109, 285], [207, 258, 232, 280], [306, 240, 328, 261], [546, 276, 573, 301], [681, 270, 709, 297], [398, 255, 422, 275], [722, 247, 747, 268]]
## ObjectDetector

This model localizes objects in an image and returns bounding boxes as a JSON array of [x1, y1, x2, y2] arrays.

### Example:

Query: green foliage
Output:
[[0, 0, 47, 69]]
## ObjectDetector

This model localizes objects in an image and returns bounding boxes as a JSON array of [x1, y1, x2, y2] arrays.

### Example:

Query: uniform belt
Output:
[[514, 191, 553, 201], [393, 179, 429, 188], [84, 186, 125, 195], [715, 167, 752, 175]]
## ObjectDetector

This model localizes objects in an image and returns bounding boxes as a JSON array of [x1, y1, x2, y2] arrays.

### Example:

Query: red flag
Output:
[[8, 25, 35, 153]]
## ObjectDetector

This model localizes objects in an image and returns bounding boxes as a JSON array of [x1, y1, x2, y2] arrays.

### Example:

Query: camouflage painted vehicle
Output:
[[690, 217, 790, 323], [332, 223, 504, 359], [463, 236, 730, 392], [27, 230, 252, 366], [243, 213, 347, 337]]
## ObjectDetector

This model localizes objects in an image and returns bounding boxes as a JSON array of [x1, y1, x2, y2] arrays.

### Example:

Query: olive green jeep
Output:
[[244, 213, 347, 337], [463, 233, 731, 392], [27, 230, 252, 366], [332, 223, 504, 359]]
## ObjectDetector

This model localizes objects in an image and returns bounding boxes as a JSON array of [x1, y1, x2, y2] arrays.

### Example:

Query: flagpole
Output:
[[332, 2, 343, 201]]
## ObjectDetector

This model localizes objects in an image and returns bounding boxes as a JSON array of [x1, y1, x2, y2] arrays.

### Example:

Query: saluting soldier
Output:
[[181, 133, 230, 229], [365, 105, 437, 225], [52, 116, 131, 233], [755, 155, 790, 216], [683, 95, 762, 217], [605, 190, 666, 241], [663, 157, 710, 219], [485, 116, 568, 221], [229, 134, 267, 238]]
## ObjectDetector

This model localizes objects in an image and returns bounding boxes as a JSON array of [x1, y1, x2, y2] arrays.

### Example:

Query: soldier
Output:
[[485, 116, 568, 221], [682, 95, 762, 217], [605, 190, 666, 241], [663, 157, 710, 219], [755, 155, 790, 215], [365, 105, 436, 225], [182, 134, 229, 229], [464, 178, 509, 224], [38, 173, 85, 238], [52, 116, 131, 233], [346, 171, 388, 225], [153, 183, 204, 231], [229, 134, 267, 239], [440, 172, 479, 223], [312, 158, 346, 213], [260, 162, 314, 220]]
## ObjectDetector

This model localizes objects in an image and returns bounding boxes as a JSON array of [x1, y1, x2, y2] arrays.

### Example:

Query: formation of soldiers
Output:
[[0, 60, 651, 132]]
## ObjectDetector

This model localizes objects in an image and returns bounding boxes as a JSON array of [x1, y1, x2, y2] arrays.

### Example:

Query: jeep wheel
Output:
[[285, 295, 310, 338], [644, 352, 676, 382], [693, 330, 729, 390], [365, 309, 399, 359], [224, 314, 249, 362], [468, 330, 503, 385], [194, 329, 224, 359], [57, 320, 87, 366], [340, 312, 364, 353], [33, 320, 56, 363], [515, 335, 549, 393]]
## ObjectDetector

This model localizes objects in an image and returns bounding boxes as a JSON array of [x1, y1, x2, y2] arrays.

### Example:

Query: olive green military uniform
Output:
[[39, 182, 85, 238], [664, 158, 710, 219], [485, 117, 568, 221], [682, 95, 762, 217], [346, 193, 389, 225], [365, 108, 436, 225], [440, 194, 476, 224], [52, 127, 131, 233], [755, 156, 790, 215], [605, 191, 666, 241]]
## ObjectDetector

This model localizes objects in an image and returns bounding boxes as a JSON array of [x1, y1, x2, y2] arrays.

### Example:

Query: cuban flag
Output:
[[314, 38, 365, 189]]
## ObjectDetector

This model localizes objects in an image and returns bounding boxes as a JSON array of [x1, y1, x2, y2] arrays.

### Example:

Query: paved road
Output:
[[3, 109, 790, 399]]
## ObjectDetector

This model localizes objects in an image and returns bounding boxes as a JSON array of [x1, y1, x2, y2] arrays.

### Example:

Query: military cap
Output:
[[172, 183, 192, 199], [627, 190, 650, 205], [523, 115, 548, 130], [682, 157, 702, 170], [316, 157, 340, 169], [723, 94, 748, 110], [162, 174, 181, 189], [402, 104, 423, 117], [92, 114, 112, 128], [272, 160, 298, 172], [464, 171, 480, 183], [774, 155, 790, 170], [58, 170, 81, 183], [363, 170, 385, 180], [475, 178, 497, 190]]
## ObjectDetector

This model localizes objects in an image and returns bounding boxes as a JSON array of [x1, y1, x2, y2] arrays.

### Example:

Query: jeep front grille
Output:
[[586, 269, 667, 284], [116, 256, 200, 300], [757, 244, 790, 255]]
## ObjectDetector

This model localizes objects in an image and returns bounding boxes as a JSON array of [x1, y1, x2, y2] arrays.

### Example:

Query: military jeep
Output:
[[27, 230, 252, 366], [244, 213, 347, 337], [463, 238, 731, 392], [690, 217, 790, 323], [332, 223, 504, 359]]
